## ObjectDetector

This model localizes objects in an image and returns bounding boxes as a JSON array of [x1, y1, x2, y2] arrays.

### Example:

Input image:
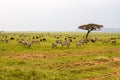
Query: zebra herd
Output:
[[0, 32, 119, 48], [52, 37, 118, 48], [52, 39, 70, 48]]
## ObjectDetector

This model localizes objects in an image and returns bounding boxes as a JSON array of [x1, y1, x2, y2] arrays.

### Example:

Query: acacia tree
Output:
[[78, 23, 103, 40]]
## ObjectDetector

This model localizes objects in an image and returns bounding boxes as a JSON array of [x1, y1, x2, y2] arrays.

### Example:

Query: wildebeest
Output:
[[43, 38, 47, 41], [111, 37, 116, 40], [40, 39, 43, 42], [40, 38, 47, 42], [32, 36, 35, 39], [90, 39, 95, 43], [73, 37, 76, 39], [54, 35, 60, 39], [36, 36, 39, 39], [118, 37, 120, 39], [111, 40, 117, 44], [69, 38, 72, 42], [10, 37, 15, 40]]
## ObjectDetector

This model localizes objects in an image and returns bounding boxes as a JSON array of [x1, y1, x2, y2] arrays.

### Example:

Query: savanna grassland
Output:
[[0, 32, 120, 80]]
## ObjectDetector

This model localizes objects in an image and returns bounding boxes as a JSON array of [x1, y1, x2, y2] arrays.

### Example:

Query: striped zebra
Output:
[[60, 39, 70, 48]]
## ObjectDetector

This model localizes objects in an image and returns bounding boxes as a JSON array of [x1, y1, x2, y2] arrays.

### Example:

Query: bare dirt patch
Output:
[[64, 57, 120, 68], [112, 57, 120, 62], [7, 53, 46, 59], [83, 57, 120, 80]]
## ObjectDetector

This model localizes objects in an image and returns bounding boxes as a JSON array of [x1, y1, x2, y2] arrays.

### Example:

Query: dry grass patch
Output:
[[7, 53, 46, 59]]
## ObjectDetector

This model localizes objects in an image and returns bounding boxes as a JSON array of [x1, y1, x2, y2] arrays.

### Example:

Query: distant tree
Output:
[[78, 23, 103, 40]]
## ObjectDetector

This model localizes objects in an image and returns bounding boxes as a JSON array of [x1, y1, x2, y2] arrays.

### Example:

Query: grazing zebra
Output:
[[52, 42, 58, 48], [56, 40, 62, 44], [17, 39, 32, 48], [21, 41, 28, 46], [21, 41, 32, 47], [60, 39, 70, 48], [1, 38, 8, 43], [102, 39, 110, 44], [18, 39, 24, 44], [27, 42, 32, 47], [79, 39, 88, 45], [76, 41, 83, 48], [31, 40, 40, 45], [52, 40, 63, 48]]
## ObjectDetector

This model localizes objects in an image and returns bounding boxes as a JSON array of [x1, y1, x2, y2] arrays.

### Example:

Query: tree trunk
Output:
[[86, 30, 91, 40]]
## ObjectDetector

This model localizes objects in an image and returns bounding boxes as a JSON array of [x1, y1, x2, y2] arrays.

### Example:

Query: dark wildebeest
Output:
[[90, 39, 96, 43], [43, 38, 47, 41], [10, 37, 15, 40], [111, 40, 117, 44], [40, 38, 47, 42]]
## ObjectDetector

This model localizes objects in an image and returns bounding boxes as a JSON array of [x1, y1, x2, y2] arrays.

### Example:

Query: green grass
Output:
[[0, 32, 120, 80]]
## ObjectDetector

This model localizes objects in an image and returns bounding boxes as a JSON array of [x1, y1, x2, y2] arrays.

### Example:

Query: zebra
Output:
[[102, 39, 110, 44], [52, 42, 58, 48], [31, 40, 40, 45], [76, 41, 83, 48], [79, 39, 88, 45], [21, 41, 32, 48], [1, 38, 8, 43], [60, 39, 70, 48]]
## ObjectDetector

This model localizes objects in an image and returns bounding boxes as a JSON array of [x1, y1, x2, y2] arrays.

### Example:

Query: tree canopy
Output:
[[78, 23, 103, 31], [78, 23, 103, 39]]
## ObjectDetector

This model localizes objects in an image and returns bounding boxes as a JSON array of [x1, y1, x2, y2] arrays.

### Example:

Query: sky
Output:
[[0, 0, 120, 31]]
